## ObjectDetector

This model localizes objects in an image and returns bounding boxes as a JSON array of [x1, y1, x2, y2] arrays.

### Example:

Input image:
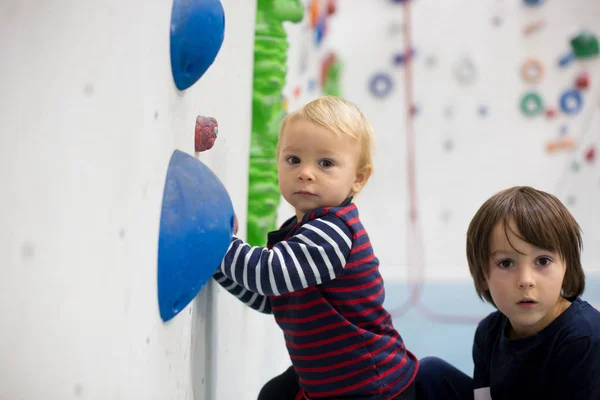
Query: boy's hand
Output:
[[233, 213, 239, 235]]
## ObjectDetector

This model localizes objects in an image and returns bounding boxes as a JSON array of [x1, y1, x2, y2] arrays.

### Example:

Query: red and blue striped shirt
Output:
[[214, 200, 418, 399]]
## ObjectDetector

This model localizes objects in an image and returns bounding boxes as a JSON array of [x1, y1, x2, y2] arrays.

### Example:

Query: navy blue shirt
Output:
[[473, 297, 600, 400]]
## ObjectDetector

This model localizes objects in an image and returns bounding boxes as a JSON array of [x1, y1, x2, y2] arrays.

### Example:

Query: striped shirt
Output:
[[214, 200, 418, 399]]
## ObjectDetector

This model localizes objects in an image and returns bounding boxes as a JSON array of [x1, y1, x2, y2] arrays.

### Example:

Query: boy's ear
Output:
[[352, 165, 372, 194]]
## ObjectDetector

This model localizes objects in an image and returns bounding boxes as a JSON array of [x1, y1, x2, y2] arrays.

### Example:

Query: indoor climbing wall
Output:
[[0, 1, 290, 399], [296, 0, 600, 375]]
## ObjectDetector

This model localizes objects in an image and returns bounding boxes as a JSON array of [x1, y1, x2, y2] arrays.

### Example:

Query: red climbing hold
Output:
[[575, 71, 590, 89], [327, 0, 336, 15], [545, 108, 558, 118], [195, 115, 218, 152], [584, 146, 596, 163]]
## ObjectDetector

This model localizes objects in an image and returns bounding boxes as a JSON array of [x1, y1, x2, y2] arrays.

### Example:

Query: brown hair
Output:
[[466, 186, 585, 306]]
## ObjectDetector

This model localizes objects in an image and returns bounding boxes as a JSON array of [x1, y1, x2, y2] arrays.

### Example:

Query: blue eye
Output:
[[319, 159, 334, 168], [286, 156, 300, 164]]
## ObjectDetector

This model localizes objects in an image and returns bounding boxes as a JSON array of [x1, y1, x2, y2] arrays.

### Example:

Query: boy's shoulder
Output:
[[554, 298, 600, 343], [475, 309, 505, 339], [304, 199, 359, 224]]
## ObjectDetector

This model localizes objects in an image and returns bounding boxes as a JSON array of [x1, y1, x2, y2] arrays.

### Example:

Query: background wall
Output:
[[283, 0, 600, 375]]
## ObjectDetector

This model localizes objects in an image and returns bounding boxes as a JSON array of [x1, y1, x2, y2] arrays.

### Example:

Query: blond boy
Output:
[[214, 96, 418, 400]]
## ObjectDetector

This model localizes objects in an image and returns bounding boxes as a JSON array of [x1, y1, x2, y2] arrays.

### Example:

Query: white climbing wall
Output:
[[0, 1, 290, 399]]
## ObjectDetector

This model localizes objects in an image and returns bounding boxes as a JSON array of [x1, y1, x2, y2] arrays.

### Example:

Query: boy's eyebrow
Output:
[[490, 250, 512, 257]]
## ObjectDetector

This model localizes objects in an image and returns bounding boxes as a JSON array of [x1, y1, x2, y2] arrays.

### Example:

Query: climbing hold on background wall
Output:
[[195, 116, 218, 152], [545, 107, 558, 119], [546, 137, 575, 153], [158, 150, 234, 322], [570, 30, 599, 58], [585, 146, 596, 163], [425, 54, 437, 67], [310, 0, 319, 28], [327, 0, 336, 15], [315, 15, 327, 45], [478, 105, 488, 117], [523, 0, 544, 6], [571, 161, 581, 172], [454, 56, 477, 85], [523, 20, 545, 36], [393, 48, 416, 66], [575, 71, 590, 89], [410, 104, 420, 117], [320, 52, 338, 86], [170, 0, 225, 91], [322, 55, 343, 97], [369, 73, 394, 99], [491, 16, 503, 27], [559, 89, 583, 115], [558, 50, 575, 67], [520, 91, 544, 117], [520, 58, 544, 84], [560, 124, 569, 136]]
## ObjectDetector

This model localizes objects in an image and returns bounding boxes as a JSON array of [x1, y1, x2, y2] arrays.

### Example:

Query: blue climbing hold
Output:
[[170, 0, 225, 91], [315, 16, 327, 46], [558, 50, 575, 67], [158, 150, 234, 322], [523, 0, 544, 6], [559, 89, 583, 116]]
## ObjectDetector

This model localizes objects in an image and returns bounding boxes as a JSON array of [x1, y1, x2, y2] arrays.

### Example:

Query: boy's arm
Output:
[[219, 213, 352, 296], [212, 270, 272, 314], [549, 336, 600, 399]]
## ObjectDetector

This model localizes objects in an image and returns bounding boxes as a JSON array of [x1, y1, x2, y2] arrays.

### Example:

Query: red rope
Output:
[[389, 2, 484, 325]]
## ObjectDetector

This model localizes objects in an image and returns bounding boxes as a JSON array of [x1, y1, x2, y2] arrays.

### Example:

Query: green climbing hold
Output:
[[570, 30, 599, 58], [520, 91, 544, 117]]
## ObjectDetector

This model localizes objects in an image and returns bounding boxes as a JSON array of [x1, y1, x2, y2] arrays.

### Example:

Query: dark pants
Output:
[[257, 365, 416, 400], [414, 357, 474, 400]]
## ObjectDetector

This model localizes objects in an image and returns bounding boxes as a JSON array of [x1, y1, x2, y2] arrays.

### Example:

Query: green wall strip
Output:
[[247, 0, 304, 245]]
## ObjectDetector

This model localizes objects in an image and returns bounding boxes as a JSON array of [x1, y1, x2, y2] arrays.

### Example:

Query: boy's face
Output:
[[485, 218, 569, 339], [277, 118, 368, 220]]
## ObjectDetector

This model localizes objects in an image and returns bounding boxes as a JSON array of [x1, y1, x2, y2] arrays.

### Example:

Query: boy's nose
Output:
[[297, 166, 315, 181], [517, 268, 535, 289]]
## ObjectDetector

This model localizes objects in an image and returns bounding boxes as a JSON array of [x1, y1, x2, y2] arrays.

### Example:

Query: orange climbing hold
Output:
[[546, 137, 575, 153], [310, 0, 319, 28]]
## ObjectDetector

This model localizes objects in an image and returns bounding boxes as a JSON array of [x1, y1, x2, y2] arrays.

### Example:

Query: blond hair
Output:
[[466, 186, 585, 307], [278, 96, 375, 177]]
